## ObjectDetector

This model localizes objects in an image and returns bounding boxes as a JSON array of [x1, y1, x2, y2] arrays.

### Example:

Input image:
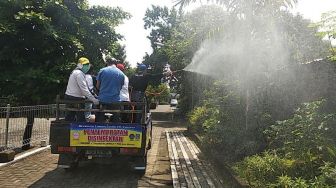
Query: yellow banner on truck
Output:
[[70, 123, 142, 148]]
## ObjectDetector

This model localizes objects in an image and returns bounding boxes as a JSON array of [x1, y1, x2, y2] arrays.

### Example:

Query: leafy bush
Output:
[[235, 100, 336, 187], [235, 153, 336, 187], [234, 151, 291, 187], [274, 176, 311, 188], [188, 106, 209, 132], [146, 83, 170, 104], [265, 100, 336, 178], [318, 162, 336, 186], [187, 80, 266, 161]]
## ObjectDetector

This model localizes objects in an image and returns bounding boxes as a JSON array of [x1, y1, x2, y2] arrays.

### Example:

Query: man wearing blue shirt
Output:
[[96, 56, 125, 122]]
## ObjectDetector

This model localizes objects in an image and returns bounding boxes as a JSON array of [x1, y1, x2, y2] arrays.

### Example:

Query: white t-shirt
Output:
[[120, 75, 130, 101], [85, 74, 94, 90], [65, 69, 96, 102]]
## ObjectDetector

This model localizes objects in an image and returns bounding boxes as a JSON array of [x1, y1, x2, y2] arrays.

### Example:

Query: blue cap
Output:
[[137, 64, 147, 71]]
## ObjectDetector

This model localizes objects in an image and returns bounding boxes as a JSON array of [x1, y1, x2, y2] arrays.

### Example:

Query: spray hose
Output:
[[172, 69, 184, 74], [145, 70, 183, 96], [145, 89, 167, 96], [129, 69, 184, 122]]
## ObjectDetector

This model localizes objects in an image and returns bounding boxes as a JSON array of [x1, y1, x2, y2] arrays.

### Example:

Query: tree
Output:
[[165, 5, 229, 70], [0, 0, 130, 105], [144, 5, 178, 49], [280, 12, 329, 63], [312, 10, 336, 60], [175, 0, 297, 14], [161, 3, 330, 161], [143, 5, 178, 74]]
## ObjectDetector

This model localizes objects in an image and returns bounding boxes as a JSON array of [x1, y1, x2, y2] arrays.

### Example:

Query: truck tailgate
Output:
[[69, 122, 143, 148]]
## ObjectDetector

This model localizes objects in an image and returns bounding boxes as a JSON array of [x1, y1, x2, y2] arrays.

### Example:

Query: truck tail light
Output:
[[120, 148, 138, 155], [57, 146, 76, 153]]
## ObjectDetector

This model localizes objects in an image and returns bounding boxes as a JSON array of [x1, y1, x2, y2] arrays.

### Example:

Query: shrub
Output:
[[318, 162, 336, 186], [265, 100, 336, 178], [188, 80, 267, 161], [274, 176, 310, 188], [188, 106, 210, 133], [234, 151, 291, 187], [235, 153, 336, 187], [235, 100, 336, 187], [146, 83, 170, 104]]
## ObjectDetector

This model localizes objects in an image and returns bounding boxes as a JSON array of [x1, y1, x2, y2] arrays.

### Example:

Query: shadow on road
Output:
[[30, 161, 144, 188]]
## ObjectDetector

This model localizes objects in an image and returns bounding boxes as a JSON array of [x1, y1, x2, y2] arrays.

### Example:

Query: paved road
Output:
[[0, 120, 185, 188]]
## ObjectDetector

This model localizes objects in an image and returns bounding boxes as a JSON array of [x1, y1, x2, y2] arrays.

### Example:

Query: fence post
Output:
[[5, 104, 10, 149], [56, 95, 60, 121]]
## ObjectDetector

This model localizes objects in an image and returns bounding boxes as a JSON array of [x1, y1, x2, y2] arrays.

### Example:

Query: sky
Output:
[[88, 0, 336, 67]]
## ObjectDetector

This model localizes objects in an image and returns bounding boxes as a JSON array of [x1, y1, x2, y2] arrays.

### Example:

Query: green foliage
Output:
[[274, 176, 311, 188], [142, 5, 178, 74], [165, 5, 229, 70], [144, 5, 177, 49], [235, 155, 336, 187], [235, 100, 336, 187], [123, 62, 136, 77], [317, 162, 336, 186], [146, 83, 170, 104], [175, 0, 298, 14], [281, 12, 329, 63], [236, 155, 332, 187], [312, 10, 336, 60], [0, 0, 129, 104], [142, 1, 336, 187], [187, 80, 264, 161], [265, 100, 336, 164], [143, 2, 334, 187], [188, 106, 211, 132], [164, 4, 329, 117], [234, 151, 291, 187]]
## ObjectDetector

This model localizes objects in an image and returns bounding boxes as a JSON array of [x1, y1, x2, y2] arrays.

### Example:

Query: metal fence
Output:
[[0, 104, 65, 152]]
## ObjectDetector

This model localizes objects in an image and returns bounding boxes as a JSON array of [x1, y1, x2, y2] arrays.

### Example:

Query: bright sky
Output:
[[88, 0, 336, 67]]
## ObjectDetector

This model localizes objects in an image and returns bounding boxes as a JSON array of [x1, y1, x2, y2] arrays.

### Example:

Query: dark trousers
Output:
[[121, 102, 130, 123], [96, 103, 120, 123], [64, 94, 86, 122], [131, 91, 146, 123]]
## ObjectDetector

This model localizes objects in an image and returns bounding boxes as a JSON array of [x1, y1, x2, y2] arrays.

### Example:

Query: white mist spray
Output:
[[185, 5, 291, 130], [185, 19, 290, 80]]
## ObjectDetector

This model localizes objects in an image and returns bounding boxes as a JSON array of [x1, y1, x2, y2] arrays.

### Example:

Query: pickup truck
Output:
[[49, 97, 152, 173]]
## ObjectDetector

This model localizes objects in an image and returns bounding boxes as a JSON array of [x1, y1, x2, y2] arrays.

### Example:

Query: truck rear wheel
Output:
[[63, 162, 78, 172], [58, 153, 79, 171], [132, 155, 147, 175]]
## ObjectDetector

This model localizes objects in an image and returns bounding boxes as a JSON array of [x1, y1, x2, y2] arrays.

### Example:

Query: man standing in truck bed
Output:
[[96, 56, 125, 122], [129, 64, 171, 122]]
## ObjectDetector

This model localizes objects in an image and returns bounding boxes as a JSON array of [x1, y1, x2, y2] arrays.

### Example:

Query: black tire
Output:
[[63, 161, 78, 172], [58, 153, 79, 172], [132, 154, 147, 175]]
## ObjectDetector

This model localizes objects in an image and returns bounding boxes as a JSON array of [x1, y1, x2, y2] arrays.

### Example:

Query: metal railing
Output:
[[0, 104, 65, 152]]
